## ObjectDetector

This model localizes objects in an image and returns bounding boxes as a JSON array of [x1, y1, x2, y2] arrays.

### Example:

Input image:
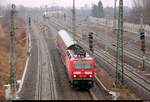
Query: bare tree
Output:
[[0, 6, 1, 16], [0, 0, 5, 16], [91, 1, 105, 18], [129, 0, 150, 25]]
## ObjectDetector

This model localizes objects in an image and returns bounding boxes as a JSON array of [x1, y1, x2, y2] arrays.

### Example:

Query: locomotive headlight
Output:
[[89, 75, 92, 78], [85, 71, 92, 74], [73, 71, 81, 75], [73, 75, 76, 78]]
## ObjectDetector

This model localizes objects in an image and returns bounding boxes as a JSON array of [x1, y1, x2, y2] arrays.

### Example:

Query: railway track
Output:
[[47, 17, 148, 66], [79, 37, 150, 86], [88, 89, 98, 100], [78, 40, 150, 99], [50, 17, 150, 67], [48, 18, 150, 99], [97, 48, 150, 91], [78, 20, 149, 52], [35, 19, 102, 100], [85, 24, 150, 64], [67, 19, 150, 71], [36, 42, 42, 100], [45, 19, 115, 100], [37, 18, 116, 100], [32, 23, 57, 100], [95, 36, 150, 65]]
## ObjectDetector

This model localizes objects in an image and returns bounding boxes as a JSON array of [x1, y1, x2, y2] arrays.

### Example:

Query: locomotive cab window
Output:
[[74, 62, 92, 69]]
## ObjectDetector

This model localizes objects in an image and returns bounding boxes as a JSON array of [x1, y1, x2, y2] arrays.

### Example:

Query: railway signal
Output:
[[89, 32, 94, 53], [105, 15, 109, 52], [28, 17, 31, 26], [141, 39, 146, 71], [64, 13, 66, 21], [139, 13, 146, 71], [140, 31, 145, 40], [141, 40, 145, 52], [140, 31, 145, 52]]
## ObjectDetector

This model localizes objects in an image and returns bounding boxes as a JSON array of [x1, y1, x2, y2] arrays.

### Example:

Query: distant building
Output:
[[43, 11, 65, 18]]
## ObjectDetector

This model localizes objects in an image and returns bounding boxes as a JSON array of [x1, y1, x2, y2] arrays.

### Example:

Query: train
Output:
[[43, 11, 65, 18], [56, 29, 96, 89]]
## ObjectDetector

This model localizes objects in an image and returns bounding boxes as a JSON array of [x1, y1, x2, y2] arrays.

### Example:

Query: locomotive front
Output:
[[67, 45, 96, 89], [71, 58, 96, 89]]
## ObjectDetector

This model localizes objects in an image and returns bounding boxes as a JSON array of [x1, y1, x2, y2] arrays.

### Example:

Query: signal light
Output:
[[73, 75, 76, 78], [89, 75, 92, 78], [89, 32, 93, 39], [89, 34, 93, 39], [140, 31, 145, 52], [140, 32, 145, 40]]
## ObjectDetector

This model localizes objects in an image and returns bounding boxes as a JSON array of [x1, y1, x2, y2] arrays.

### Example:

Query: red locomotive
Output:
[[56, 29, 96, 89]]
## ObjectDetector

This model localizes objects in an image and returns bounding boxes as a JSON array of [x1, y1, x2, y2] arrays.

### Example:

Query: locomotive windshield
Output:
[[74, 62, 92, 69]]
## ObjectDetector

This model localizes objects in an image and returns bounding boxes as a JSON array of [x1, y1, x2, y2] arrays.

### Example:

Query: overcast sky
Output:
[[1, 0, 132, 8]]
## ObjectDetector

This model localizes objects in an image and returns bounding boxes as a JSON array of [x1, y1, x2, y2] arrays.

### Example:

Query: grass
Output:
[[95, 65, 140, 100]]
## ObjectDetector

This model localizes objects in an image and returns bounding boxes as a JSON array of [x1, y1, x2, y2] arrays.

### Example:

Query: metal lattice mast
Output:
[[10, 4, 17, 99], [116, 0, 124, 85], [114, 0, 117, 31], [72, 0, 76, 36]]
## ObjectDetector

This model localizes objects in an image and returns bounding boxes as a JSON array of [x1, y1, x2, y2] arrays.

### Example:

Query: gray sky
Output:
[[1, 0, 132, 8]]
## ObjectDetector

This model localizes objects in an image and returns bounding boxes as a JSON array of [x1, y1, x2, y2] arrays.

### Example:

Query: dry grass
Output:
[[95, 66, 140, 100]]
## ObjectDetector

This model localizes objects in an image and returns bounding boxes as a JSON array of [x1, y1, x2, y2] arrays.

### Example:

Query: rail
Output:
[[50, 18, 150, 99]]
